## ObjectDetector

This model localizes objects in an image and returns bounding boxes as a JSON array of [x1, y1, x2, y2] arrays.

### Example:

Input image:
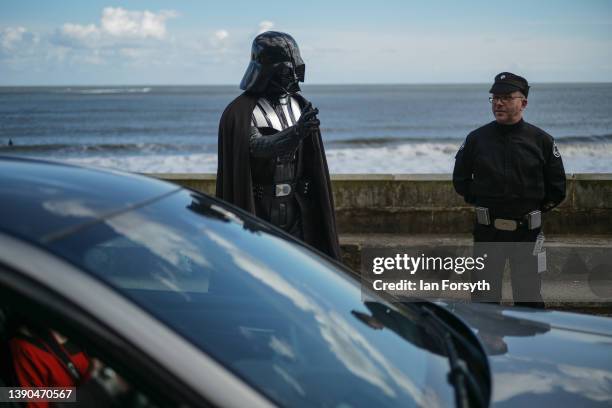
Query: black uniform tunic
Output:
[[453, 119, 566, 217]]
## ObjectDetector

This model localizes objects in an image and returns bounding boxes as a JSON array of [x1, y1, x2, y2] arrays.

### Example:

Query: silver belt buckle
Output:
[[527, 210, 542, 229], [475, 207, 490, 225], [493, 218, 517, 231], [275, 183, 292, 197]]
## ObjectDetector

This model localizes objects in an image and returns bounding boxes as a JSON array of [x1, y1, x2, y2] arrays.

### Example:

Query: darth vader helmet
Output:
[[240, 31, 305, 95]]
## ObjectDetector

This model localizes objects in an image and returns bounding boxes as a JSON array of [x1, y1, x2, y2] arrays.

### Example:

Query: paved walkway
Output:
[[339, 233, 612, 315]]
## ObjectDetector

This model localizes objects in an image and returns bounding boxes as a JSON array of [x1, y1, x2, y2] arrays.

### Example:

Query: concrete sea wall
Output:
[[148, 173, 612, 235]]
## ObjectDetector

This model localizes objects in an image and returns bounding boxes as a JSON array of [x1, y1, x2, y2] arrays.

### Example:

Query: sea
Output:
[[0, 84, 611, 173]]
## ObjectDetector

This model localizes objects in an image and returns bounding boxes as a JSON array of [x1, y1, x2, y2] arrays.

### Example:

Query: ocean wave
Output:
[[329, 136, 460, 146], [327, 134, 612, 146], [61, 87, 152, 95], [0, 142, 208, 154], [2, 138, 607, 175], [3, 135, 611, 156], [556, 134, 612, 143], [27, 140, 611, 174]]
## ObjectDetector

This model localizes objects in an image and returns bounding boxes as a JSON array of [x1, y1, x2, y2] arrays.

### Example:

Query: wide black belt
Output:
[[253, 179, 311, 199], [476, 207, 542, 231]]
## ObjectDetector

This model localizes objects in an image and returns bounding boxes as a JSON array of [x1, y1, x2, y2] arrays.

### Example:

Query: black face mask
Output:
[[267, 62, 302, 96]]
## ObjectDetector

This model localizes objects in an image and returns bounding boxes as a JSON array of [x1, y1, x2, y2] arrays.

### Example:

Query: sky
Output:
[[1, 0, 611, 85]]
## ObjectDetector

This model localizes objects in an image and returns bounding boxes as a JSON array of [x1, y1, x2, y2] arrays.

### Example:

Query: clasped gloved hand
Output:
[[295, 102, 320, 138], [249, 102, 321, 158]]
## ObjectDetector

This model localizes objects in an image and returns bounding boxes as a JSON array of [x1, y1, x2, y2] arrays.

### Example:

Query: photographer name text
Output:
[[372, 279, 490, 293]]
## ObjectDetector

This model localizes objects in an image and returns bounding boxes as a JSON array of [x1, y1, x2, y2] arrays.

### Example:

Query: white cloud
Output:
[[0, 26, 41, 67], [60, 23, 100, 42], [1, 26, 27, 50], [258, 20, 274, 34], [214, 30, 229, 41], [45, 7, 180, 64], [57, 7, 178, 47], [101, 7, 178, 39], [210, 29, 230, 49]]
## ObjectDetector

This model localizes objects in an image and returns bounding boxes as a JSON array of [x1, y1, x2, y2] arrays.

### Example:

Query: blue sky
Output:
[[1, 0, 611, 85]]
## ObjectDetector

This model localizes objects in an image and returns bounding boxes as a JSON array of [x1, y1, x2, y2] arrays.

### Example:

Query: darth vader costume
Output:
[[216, 31, 341, 260]]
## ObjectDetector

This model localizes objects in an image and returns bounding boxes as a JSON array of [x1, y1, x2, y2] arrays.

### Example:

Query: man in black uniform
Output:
[[453, 72, 566, 307], [216, 31, 341, 260]]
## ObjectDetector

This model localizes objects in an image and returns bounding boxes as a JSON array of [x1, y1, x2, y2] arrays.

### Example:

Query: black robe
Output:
[[216, 92, 342, 261]]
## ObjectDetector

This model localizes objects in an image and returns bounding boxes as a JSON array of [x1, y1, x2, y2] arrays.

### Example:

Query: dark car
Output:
[[445, 302, 612, 407], [0, 156, 610, 407]]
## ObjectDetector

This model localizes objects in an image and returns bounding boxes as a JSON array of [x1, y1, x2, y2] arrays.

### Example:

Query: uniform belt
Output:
[[476, 207, 541, 231], [253, 179, 311, 199]]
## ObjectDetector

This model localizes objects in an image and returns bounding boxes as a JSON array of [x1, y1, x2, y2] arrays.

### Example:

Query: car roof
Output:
[[0, 156, 180, 242]]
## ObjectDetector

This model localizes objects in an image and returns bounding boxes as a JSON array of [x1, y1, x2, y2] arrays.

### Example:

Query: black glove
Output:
[[296, 102, 320, 137], [249, 103, 320, 158]]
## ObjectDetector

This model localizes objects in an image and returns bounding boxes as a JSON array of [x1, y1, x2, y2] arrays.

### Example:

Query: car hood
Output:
[[445, 303, 612, 407]]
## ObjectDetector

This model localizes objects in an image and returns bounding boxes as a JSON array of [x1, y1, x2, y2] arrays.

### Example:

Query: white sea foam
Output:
[[48, 142, 612, 174], [63, 87, 152, 94]]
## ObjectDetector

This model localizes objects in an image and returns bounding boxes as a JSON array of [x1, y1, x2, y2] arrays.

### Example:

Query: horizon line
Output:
[[1, 81, 612, 87]]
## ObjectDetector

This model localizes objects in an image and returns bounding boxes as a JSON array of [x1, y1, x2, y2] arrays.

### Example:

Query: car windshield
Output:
[[48, 189, 453, 407]]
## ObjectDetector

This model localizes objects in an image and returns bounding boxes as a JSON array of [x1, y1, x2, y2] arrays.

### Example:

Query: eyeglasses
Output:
[[489, 95, 525, 104]]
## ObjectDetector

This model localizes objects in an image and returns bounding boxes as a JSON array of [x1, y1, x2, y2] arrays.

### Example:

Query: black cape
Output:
[[216, 92, 342, 261]]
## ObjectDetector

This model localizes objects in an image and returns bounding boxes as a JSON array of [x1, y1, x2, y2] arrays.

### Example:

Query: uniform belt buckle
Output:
[[493, 218, 517, 231], [275, 183, 292, 197], [527, 210, 542, 229]]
